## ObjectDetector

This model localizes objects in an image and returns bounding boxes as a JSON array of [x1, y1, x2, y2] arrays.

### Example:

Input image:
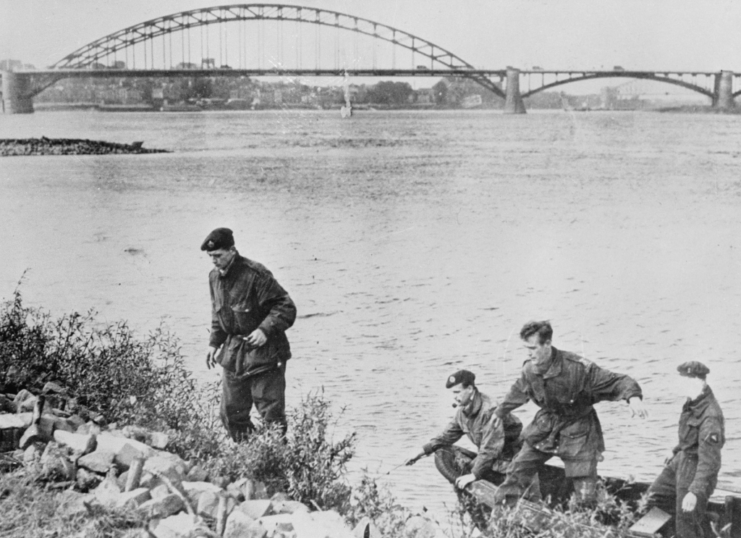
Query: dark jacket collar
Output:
[[683, 384, 713, 416], [539, 346, 563, 379], [462, 390, 483, 417]]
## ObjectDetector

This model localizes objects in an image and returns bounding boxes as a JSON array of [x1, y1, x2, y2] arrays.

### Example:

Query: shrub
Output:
[[204, 392, 356, 513], [0, 288, 223, 461]]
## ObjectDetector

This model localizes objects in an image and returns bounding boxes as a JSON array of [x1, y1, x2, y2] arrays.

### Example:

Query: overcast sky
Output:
[[2, 0, 740, 72]]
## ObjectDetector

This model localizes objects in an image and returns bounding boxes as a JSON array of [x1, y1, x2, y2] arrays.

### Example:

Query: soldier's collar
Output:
[[462, 390, 483, 417], [686, 384, 712, 412], [541, 347, 562, 379], [218, 251, 240, 277]]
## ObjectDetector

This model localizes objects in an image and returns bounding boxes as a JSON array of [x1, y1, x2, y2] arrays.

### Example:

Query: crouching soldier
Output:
[[405, 369, 523, 491], [647, 361, 725, 538]]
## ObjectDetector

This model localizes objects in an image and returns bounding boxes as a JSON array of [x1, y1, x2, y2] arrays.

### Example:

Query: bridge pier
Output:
[[504, 68, 526, 114], [1, 71, 34, 114], [712, 71, 734, 110]]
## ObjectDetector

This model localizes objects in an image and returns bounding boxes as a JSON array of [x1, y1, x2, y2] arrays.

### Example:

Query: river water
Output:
[[1, 109, 740, 514]]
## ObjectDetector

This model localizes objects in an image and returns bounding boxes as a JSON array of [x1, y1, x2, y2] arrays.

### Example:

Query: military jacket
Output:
[[674, 385, 725, 496], [423, 392, 522, 478], [495, 347, 642, 457], [209, 254, 296, 378]]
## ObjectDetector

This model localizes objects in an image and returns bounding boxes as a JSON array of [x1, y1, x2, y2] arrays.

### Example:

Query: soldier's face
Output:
[[524, 334, 551, 366], [453, 385, 475, 408], [207, 248, 235, 270], [678, 375, 704, 400]]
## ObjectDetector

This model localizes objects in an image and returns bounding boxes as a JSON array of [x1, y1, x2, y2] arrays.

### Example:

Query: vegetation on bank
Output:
[[0, 138, 168, 157], [1, 287, 644, 537]]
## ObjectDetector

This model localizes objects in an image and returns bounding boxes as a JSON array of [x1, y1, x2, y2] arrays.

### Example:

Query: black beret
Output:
[[677, 361, 710, 379], [200, 228, 234, 251], [446, 369, 476, 389]]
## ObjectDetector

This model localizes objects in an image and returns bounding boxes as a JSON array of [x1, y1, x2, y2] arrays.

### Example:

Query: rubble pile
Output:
[[0, 138, 169, 156], [0, 384, 445, 538]]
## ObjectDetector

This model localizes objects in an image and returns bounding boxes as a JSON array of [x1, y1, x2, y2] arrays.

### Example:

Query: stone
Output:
[[55, 490, 97, 517], [223, 510, 256, 538], [115, 487, 151, 509], [292, 511, 356, 538], [186, 465, 209, 482], [271, 499, 310, 515], [209, 475, 229, 489], [76, 467, 103, 491], [256, 514, 295, 536], [78, 450, 116, 474], [150, 431, 169, 449], [0, 412, 33, 429], [40, 441, 75, 480], [138, 493, 185, 519], [23, 443, 42, 464], [402, 516, 441, 538], [182, 481, 223, 506], [148, 513, 206, 538], [352, 518, 381, 538], [245, 521, 268, 538], [66, 414, 86, 430], [125, 456, 146, 491], [93, 473, 122, 506], [240, 499, 273, 520], [53, 430, 96, 454], [122, 425, 150, 443], [151, 484, 172, 500], [144, 454, 187, 487], [96, 432, 154, 459], [114, 442, 145, 470], [196, 490, 220, 518]]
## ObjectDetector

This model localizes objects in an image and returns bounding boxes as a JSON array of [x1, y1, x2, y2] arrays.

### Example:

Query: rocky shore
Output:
[[0, 137, 168, 156], [0, 384, 445, 538]]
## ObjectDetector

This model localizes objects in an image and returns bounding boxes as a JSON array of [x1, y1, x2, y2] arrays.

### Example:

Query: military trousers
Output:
[[494, 441, 599, 507], [647, 452, 715, 538], [220, 362, 287, 442]]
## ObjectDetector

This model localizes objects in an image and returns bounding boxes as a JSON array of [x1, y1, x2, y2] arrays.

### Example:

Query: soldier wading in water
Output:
[[202, 227, 297, 441]]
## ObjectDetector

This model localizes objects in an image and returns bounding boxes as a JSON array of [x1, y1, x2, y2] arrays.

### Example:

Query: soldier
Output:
[[405, 369, 523, 490], [202, 227, 297, 441], [646, 361, 725, 538], [493, 321, 647, 507]]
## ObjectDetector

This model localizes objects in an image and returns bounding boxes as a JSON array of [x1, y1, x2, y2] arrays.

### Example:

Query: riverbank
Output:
[[656, 104, 741, 114], [0, 138, 168, 156]]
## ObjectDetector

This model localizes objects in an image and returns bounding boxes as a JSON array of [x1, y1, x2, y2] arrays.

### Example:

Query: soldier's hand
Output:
[[405, 452, 425, 466], [455, 473, 476, 490], [206, 346, 218, 370], [244, 328, 267, 348], [663, 450, 675, 466], [628, 396, 648, 419], [682, 492, 697, 512]]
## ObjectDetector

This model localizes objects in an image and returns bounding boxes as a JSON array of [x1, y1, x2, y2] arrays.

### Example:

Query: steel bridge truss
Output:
[[50, 4, 504, 98], [518, 71, 718, 100]]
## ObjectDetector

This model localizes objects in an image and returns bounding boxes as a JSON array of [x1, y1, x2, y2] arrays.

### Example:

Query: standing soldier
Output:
[[202, 227, 297, 441], [493, 321, 648, 507], [405, 369, 523, 491], [647, 361, 725, 538]]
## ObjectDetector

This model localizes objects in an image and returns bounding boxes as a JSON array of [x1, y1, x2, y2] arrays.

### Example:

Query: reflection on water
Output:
[[1, 110, 741, 513]]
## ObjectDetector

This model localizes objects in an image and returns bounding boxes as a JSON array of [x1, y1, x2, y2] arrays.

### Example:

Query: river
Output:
[[1, 109, 740, 515]]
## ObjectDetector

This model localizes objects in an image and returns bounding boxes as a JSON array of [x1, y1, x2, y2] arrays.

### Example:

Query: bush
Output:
[[204, 392, 356, 512], [0, 288, 223, 461]]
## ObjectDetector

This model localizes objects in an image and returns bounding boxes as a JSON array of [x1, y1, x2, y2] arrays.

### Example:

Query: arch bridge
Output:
[[1, 4, 738, 113]]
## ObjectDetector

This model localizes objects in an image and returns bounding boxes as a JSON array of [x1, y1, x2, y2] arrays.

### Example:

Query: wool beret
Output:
[[200, 228, 234, 251], [446, 369, 476, 389], [677, 361, 710, 379]]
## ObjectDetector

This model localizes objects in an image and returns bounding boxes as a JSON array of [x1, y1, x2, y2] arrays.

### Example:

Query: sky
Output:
[[1, 0, 740, 73]]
